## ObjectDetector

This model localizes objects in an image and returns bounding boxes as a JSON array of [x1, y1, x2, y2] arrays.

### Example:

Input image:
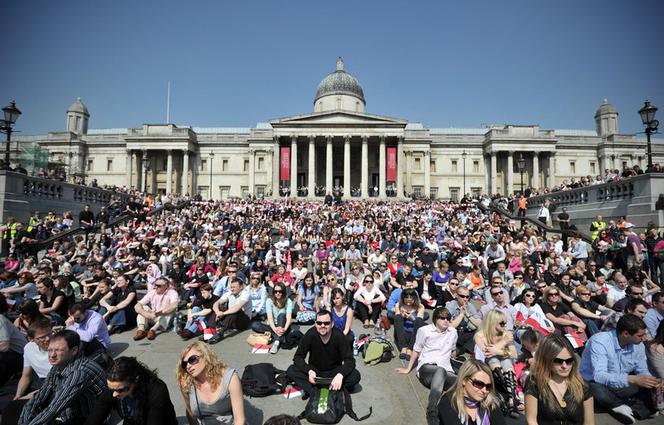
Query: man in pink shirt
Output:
[[134, 278, 179, 340]]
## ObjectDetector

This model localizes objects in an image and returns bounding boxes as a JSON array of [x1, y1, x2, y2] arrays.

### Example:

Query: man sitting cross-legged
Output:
[[286, 309, 361, 399]]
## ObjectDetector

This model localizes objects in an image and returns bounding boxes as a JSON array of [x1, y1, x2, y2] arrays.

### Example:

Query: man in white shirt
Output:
[[208, 278, 252, 344], [0, 298, 27, 388], [396, 307, 458, 425], [607, 273, 629, 308], [134, 277, 179, 340], [14, 318, 52, 399]]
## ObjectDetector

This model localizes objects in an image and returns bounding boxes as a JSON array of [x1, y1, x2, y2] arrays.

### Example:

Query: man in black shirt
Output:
[[287, 309, 360, 398], [78, 204, 95, 234]]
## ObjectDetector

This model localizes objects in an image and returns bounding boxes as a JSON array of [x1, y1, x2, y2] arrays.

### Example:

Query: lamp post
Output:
[[1, 101, 22, 169], [208, 152, 214, 200], [638, 100, 659, 170], [461, 151, 467, 197], [517, 154, 526, 195]]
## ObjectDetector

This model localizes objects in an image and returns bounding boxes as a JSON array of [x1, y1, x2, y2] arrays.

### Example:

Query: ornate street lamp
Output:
[[461, 151, 467, 197], [517, 154, 526, 195], [638, 100, 658, 170], [1, 101, 22, 169], [208, 152, 214, 200]]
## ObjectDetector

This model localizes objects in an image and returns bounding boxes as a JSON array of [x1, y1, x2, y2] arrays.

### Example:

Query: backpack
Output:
[[361, 337, 395, 365], [240, 363, 288, 397], [280, 329, 304, 350], [298, 387, 372, 424]]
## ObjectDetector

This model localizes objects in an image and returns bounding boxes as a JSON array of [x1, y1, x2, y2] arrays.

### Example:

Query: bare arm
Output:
[[228, 374, 246, 425], [525, 394, 539, 425], [583, 397, 595, 425], [14, 367, 32, 399]]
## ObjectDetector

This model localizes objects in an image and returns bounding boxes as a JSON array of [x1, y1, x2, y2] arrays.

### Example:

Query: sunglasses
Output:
[[579, 292, 590, 296], [514, 276, 523, 279], [458, 294, 470, 299], [315, 321, 331, 326], [469, 378, 492, 391], [437, 316, 451, 321], [155, 284, 167, 288], [365, 280, 374, 283], [499, 321, 507, 326], [273, 290, 285, 294], [552, 357, 574, 366], [490, 291, 502, 297], [548, 292, 559, 297], [180, 354, 201, 370]]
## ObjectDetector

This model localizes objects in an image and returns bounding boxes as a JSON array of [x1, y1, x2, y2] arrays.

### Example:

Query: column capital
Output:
[[181, 149, 189, 155], [491, 151, 497, 157], [344, 135, 351, 143], [273, 135, 280, 144], [308, 135, 315, 142], [361, 135, 368, 143], [507, 150, 514, 155], [291, 135, 298, 143], [379, 135, 386, 143], [533, 151, 539, 157], [248, 148, 256, 155]]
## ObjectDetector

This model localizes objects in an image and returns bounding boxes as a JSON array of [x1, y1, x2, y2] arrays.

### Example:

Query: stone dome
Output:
[[594, 99, 617, 118], [67, 97, 89, 117], [314, 58, 365, 105]]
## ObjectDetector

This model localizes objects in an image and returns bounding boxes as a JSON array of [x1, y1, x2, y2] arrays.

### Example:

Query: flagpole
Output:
[[166, 81, 171, 123]]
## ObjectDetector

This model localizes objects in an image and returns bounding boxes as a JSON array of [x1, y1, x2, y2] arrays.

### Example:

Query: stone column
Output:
[[248, 149, 255, 196], [308, 136, 316, 197], [150, 151, 157, 194], [548, 153, 556, 187], [272, 137, 280, 197], [506, 151, 514, 195], [326, 136, 333, 195], [379, 136, 386, 198], [490, 152, 497, 194], [182, 149, 189, 195], [142, 150, 149, 193], [127, 150, 133, 188], [290, 136, 298, 197], [405, 151, 412, 194], [424, 151, 431, 199], [361, 136, 368, 198], [343, 135, 351, 198], [134, 151, 141, 191], [532, 152, 539, 189], [397, 137, 404, 198], [166, 150, 173, 194], [484, 155, 490, 193]]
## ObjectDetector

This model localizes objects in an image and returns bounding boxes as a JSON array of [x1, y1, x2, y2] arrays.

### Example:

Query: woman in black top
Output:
[[36, 278, 68, 324], [524, 334, 594, 425], [85, 356, 178, 425], [437, 358, 505, 425]]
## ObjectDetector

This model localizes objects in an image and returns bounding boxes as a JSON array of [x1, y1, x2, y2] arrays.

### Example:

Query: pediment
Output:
[[271, 111, 408, 128]]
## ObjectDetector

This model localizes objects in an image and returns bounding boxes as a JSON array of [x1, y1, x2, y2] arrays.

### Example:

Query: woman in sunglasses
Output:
[[474, 310, 522, 416], [436, 358, 505, 425], [250, 282, 293, 354], [176, 342, 247, 425], [524, 334, 593, 425], [353, 275, 386, 329], [514, 288, 555, 336], [85, 356, 178, 425], [392, 288, 425, 360]]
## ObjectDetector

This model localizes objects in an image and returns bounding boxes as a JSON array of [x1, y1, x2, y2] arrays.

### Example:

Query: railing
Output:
[[479, 202, 593, 244], [20, 199, 191, 255], [18, 173, 132, 205]]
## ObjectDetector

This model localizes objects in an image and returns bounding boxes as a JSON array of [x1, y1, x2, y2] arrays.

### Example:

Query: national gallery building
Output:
[[16, 58, 659, 200]]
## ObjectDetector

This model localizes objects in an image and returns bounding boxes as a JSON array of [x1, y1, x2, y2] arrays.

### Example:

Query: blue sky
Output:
[[2, 0, 663, 135]]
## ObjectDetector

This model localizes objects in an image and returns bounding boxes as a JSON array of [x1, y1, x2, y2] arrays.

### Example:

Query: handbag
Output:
[[245, 332, 272, 346]]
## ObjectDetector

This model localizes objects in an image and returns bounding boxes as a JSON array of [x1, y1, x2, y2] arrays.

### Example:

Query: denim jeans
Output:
[[588, 381, 655, 419], [418, 365, 456, 422]]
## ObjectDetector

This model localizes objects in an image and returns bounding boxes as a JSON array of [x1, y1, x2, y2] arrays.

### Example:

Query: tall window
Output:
[[414, 157, 421, 171], [87, 159, 93, 171], [473, 160, 479, 173], [106, 159, 113, 172], [450, 187, 460, 202], [244, 160, 249, 172], [590, 161, 596, 174], [570, 160, 576, 174], [430, 159, 437, 173], [222, 159, 229, 172], [451, 160, 458, 173], [200, 159, 207, 172], [258, 157, 265, 171]]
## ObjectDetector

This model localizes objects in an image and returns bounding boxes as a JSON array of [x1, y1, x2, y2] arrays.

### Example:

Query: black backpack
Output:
[[240, 363, 287, 397], [298, 387, 372, 424], [280, 329, 304, 350]]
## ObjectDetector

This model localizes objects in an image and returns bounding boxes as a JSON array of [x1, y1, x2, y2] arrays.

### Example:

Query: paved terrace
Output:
[[3, 318, 656, 425]]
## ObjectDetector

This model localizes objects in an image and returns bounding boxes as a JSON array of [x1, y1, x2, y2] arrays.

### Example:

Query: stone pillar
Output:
[[361, 136, 368, 198], [248, 149, 255, 196], [405, 151, 412, 194], [326, 136, 333, 195], [142, 150, 149, 193], [379, 136, 386, 198], [507, 151, 514, 195], [548, 153, 556, 187], [182, 149, 189, 195], [343, 135, 351, 198], [127, 150, 133, 188], [135, 151, 141, 191], [290, 136, 298, 197], [532, 152, 539, 189], [166, 150, 173, 194], [272, 137, 280, 197], [424, 151, 431, 199], [308, 136, 316, 197], [150, 151, 157, 194], [490, 152, 497, 194], [397, 137, 404, 198]]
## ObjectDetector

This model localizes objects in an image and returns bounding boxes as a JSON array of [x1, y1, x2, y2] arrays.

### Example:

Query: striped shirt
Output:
[[19, 355, 106, 425]]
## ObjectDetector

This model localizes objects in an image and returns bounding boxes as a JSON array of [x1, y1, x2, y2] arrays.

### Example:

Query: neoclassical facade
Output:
[[17, 58, 661, 200]]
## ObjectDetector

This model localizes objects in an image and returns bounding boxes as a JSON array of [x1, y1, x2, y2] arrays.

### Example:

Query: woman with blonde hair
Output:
[[473, 309, 521, 416], [524, 334, 594, 425], [436, 358, 505, 425], [177, 341, 246, 424]]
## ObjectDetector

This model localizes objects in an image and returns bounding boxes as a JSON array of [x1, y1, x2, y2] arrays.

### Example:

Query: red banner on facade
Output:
[[280, 147, 291, 181], [386, 147, 397, 181]]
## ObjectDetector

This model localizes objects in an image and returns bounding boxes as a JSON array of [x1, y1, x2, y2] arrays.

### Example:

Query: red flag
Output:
[[386, 147, 397, 181], [517, 311, 551, 336], [565, 332, 585, 348], [280, 147, 291, 181]]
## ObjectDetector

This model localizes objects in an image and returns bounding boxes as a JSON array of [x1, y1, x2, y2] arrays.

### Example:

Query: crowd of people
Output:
[[1, 184, 664, 424]]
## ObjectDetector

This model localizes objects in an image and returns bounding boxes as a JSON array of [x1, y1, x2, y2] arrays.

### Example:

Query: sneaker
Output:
[[611, 405, 636, 424], [270, 340, 280, 354]]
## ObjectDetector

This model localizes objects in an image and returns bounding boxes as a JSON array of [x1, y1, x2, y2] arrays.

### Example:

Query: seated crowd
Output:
[[0, 192, 664, 424]]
